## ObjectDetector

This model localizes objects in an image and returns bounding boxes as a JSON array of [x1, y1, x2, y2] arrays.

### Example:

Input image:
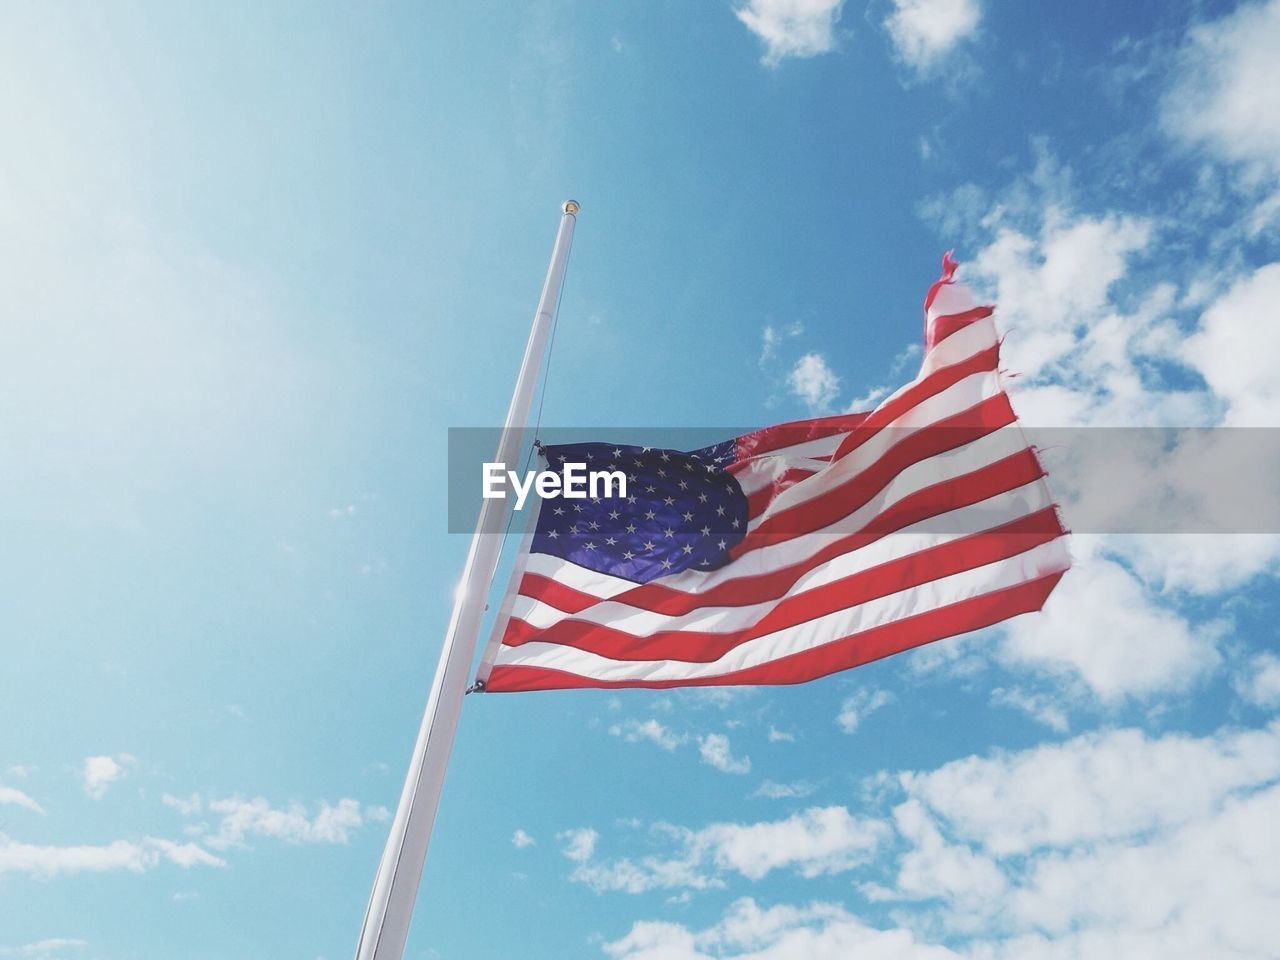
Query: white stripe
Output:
[[751, 368, 1002, 526], [927, 279, 980, 325], [509, 479, 1057, 636], [521, 425, 1039, 602], [734, 455, 830, 498], [493, 537, 1070, 682]]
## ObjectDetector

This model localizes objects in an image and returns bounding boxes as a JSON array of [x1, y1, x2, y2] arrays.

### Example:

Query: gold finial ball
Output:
[[562, 199, 580, 215]]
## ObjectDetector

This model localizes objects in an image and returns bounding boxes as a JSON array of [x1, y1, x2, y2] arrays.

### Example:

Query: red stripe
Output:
[[928, 306, 994, 350], [735, 412, 870, 460], [741, 391, 1017, 551], [832, 340, 999, 462], [744, 466, 821, 520], [518, 446, 1048, 616], [502, 509, 1065, 662], [484, 570, 1065, 692]]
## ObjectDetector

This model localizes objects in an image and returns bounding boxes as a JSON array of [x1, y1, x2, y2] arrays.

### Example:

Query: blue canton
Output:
[[531, 441, 748, 584]]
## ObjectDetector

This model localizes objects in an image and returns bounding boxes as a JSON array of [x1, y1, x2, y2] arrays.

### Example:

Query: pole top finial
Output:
[[562, 199, 580, 215]]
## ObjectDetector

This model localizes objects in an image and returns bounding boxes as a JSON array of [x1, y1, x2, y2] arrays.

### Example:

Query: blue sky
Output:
[[3, 1, 1280, 958]]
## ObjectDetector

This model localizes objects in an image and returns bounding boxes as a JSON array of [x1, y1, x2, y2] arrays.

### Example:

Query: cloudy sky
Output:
[[3, 0, 1279, 958]]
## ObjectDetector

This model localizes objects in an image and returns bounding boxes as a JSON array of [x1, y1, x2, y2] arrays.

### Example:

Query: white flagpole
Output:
[[354, 200, 580, 960]]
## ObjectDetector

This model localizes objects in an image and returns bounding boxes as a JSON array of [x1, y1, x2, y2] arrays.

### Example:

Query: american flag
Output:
[[476, 255, 1070, 692]]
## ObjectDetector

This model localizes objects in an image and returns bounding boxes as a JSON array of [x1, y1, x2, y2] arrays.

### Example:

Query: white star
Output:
[[547, 530, 559, 539], [661, 558, 673, 569], [588, 521, 599, 530], [623, 550, 635, 560], [657, 468, 667, 478], [731, 518, 740, 529], [627, 495, 637, 504], [612, 447, 622, 457], [682, 544, 693, 554], [716, 506, 726, 516], [605, 537, 617, 546], [700, 526, 710, 536], [643, 540, 656, 551], [663, 527, 675, 538], [700, 558, 710, 566], [642, 446, 652, 452], [682, 511, 693, 522], [645, 510, 656, 520], [573, 504, 583, 513], [608, 510, 620, 520], [663, 496, 675, 506], [585, 542, 597, 551], [718, 539, 727, 550], [698, 493, 708, 503], [553, 506, 565, 516], [684, 462, 695, 472], [660, 452, 670, 462], [625, 523, 637, 534], [678, 480, 688, 490]]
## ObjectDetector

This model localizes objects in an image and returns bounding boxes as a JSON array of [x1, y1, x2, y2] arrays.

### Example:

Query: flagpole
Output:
[[354, 200, 580, 960]]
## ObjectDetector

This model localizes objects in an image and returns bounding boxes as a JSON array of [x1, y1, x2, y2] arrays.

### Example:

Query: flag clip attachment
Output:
[[464, 680, 486, 695]]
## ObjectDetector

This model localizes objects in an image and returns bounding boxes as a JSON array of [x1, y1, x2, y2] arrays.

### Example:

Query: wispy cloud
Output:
[[512, 829, 536, 849], [752, 780, 819, 800], [564, 806, 885, 894], [836, 688, 894, 734], [609, 719, 686, 751], [736, 0, 846, 67], [0, 939, 88, 959], [0, 835, 224, 879], [699, 734, 752, 774], [0, 786, 45, 816]]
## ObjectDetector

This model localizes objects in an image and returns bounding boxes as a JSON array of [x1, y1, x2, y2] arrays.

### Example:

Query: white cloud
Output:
[[788, 353, 840, 411], [0, 940, 87, 959], [752, 780, 818, 800], [161, 792, 204, 817], [167, 795, 369, 850], [604, 897, 959, 960], [699, 734, 751, 774], [969, 212, 1152, 389], [884, 0, 981, 72], [565, 806, 884, 895], [766, 726, 795, 743], [1236, 652, 1280, 709], [736, 0, 845, 67], [999, 548, 1221, 701], [836, 688, 894, 734], [512, 829, 536, 849], [609, 719, 686, 751], [1163, 0, 1280, 185], [559, 827, 599, 863], [700, 806, 883, 880], [0, 835, 224, 879], [898, 720, 1280, 857], [0, 786, 44, 816], [988, 687, 1069, 733], [81, 754, 134, 800], [1182, 263, 1280, 426]]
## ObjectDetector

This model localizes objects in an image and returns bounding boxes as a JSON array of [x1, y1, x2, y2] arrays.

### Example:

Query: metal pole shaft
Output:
[[354, 201, 580, 960]]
